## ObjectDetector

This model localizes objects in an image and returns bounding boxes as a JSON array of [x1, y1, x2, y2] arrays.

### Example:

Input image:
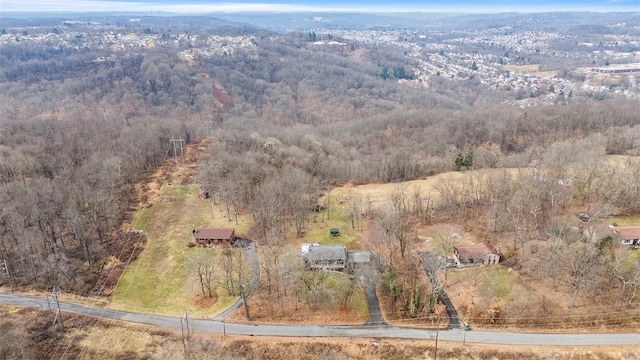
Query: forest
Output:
[[1, 15, 640, 333]]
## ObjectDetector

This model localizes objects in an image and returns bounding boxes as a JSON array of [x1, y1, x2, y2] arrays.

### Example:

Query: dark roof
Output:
[[347, 251, 371, 264], [454, 242, 499, 259], [307, 245, 347, 262], [194, 228, 235, 240], [612, 226, 640, 240]]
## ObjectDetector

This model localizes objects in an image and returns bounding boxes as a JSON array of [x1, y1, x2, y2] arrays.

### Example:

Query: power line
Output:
[[170, 137, 185, 164], [49, 286, 65, 333], [53, 142, 177, 360]]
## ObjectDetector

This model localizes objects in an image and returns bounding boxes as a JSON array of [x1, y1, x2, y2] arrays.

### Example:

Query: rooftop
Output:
[[454, 242, 499, 259], [611, 225, 640, 240], [307, 245, 347, 262], [194, 228, 235, 239]]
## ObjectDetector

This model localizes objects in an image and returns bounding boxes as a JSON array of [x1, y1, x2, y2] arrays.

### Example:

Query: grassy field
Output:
[[501, 64, 558, 78], [333, 168, 529, 212], [110, 184, 252, 317], [281, 186, 368, 251]]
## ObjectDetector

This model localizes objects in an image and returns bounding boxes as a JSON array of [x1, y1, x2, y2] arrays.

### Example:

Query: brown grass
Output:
[[229, 296, 367, 325], [228, 274, 368, 325], [332, 168, 529, 212], [2, 306, 638, 360]]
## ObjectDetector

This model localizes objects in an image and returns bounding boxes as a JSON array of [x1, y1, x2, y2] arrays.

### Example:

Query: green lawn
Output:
[[110, 184, 251, 317], [112, 184, 370, 318], [290, 187, 364, 249], [608, 215, 640, 227]]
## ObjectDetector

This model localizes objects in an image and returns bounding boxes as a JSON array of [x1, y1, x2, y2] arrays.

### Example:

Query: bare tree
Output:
[[433, 229, 459, 287], [348, 194, 363, 231], [216, 248, 251, 297], [191, 252, 216, 299], [612, 248, 640, 304], [561, 243, 602, 308], [278, 168, 317, 238]]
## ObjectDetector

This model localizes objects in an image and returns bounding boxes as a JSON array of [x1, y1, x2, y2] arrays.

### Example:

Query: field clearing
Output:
[[110, 184, 252, 317], [501, 64, 558, 78], [333, 168, 529, 211], [333, 155, 640, 213], [282, 187, 368, 251]]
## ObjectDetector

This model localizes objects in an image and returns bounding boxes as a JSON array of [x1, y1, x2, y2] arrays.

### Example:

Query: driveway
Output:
[[358, 264, 386, 326], [421, 252, 461, 329]]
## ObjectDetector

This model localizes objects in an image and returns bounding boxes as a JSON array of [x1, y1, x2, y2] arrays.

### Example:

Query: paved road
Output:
[[1, 293, 638, 346]]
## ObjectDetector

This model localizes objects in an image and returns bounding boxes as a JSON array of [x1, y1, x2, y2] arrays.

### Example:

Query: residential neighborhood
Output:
[[2, 18, 638, 108]]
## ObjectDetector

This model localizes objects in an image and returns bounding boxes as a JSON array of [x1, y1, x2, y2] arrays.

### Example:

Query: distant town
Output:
[[2, 17, 638, 108]]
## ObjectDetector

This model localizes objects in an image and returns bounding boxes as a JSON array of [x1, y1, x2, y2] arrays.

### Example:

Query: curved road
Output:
[[1, 293, 638, 346]]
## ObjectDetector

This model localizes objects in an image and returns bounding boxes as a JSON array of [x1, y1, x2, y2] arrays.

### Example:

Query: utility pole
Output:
[[1, 259, 8, 278], [326, 188, 331, 220], [463, 322, 468, 346], [50, 286, 65, 332], [170, 137, 185, 163], [205, 120, 216, 138], [181, 310, 191, 360], [240, 284, 250, 320], [434, 312, 441, 360]]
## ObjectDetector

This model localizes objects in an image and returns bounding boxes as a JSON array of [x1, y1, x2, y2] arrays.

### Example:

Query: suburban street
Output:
[[1, 293, 638, 346]]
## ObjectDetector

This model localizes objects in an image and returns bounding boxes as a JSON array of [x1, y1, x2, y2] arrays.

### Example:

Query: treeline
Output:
[[0, 41, 202, 293]]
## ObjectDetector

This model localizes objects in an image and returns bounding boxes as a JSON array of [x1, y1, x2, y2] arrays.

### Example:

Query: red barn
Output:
[[193, 228, 235, 247]]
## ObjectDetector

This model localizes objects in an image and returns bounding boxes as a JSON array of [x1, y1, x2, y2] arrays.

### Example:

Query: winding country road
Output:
[[1, 293, 638, 346]]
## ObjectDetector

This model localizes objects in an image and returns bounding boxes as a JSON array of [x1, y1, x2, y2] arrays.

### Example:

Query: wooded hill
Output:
[[0, 19, 639, 330]]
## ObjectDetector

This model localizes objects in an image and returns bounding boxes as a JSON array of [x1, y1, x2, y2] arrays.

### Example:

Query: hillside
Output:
[[1, 11, 639, 357]]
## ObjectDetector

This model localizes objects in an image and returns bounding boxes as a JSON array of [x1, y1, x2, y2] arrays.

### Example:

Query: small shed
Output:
[[453, 242, 500, 266], [193, 228, 235, 247], [346, 251, 371, 272]]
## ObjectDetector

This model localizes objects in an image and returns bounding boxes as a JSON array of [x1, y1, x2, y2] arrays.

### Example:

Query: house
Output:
[[193, 228, 235, 247], [610, 225, 640, 246], [302, 244, 347, 271], [453, 242, 500, 266]]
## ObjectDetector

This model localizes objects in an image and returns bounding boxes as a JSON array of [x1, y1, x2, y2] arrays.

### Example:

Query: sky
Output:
[[0, 0, 638, 13]]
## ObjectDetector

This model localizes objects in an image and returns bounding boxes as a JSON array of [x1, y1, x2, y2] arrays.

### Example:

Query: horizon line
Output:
[[1, 2, 639, 15]]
